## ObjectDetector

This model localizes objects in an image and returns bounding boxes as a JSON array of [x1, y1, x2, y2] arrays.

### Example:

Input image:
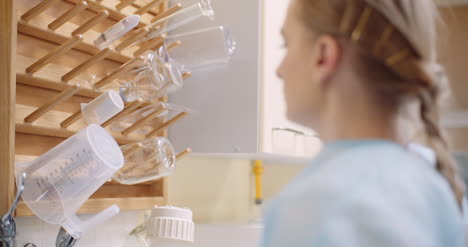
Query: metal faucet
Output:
[[0, 173, 26, 247], [0, 172, 80, 247], [55, 228, 79, 247]]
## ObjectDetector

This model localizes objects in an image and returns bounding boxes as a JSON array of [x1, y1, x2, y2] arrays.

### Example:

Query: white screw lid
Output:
[[147, 206, 194, 242]]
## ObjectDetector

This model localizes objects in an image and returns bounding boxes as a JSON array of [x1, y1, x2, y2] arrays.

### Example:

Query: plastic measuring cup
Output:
[[82, 90, 125, 125], [19, 124, 124, 238]]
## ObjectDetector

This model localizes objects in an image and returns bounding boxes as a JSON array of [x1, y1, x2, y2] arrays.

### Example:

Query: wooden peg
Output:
[[26, 35, 83, 74], [134, 0, 163, 15], [24, 85, 81, 123], [93, 56, 141, 89], [150, 4, 182, 23], [48, 1, 88, 31], [60, 110, 82, 128], [176, 148, 192, 160], [122, 107, 166, 136], [146, 112, 188, 138], [167, 40, 182, 51], [116, 0, 137, 10], [182, 72, 191, 80], [21, 0, 62, 21], [123, 143, 143, 157], [143, 152, 157, 164], [62, 48, 113, 82], [72, 10, 109, 36], [102, 99, 144, 127], [115, 28, 149, 52], [133, 35, 165, 57]]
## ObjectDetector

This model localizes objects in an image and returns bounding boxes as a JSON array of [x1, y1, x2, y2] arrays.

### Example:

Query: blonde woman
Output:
[[260, 0, 467, 246]]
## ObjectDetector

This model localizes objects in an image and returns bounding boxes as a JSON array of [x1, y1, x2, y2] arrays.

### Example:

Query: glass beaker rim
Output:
[[154, 138, 176, 169], [199, 0, 215, 18], [167, 61, 184, 88]]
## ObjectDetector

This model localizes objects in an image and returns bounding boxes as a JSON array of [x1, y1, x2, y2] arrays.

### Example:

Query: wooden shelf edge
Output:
[[15, 122, 143, 145], [18, 20, 130, 64], [16, 196, 166, 217], [0, 0, 17, 216]]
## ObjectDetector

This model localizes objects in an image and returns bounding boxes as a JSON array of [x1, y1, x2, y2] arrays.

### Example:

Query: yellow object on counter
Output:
[[253, 160, 264, 205]]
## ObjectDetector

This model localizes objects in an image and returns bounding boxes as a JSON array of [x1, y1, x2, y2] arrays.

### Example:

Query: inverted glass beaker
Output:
[[112, 137, 176, 185], [146, 0, 215, 40], [119, 50, 183, 102], [161, 26, 236, 72]]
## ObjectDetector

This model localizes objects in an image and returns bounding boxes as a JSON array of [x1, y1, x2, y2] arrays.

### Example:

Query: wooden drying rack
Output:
[[0, 0, 192, 217]]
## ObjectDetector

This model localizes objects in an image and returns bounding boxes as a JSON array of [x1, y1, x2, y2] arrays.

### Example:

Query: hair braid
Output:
[[418, 83, 465, 209]]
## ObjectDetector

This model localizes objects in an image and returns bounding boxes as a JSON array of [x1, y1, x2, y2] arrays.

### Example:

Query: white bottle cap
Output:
[[146, 206, 194, 243], [82, 90, 124, 125]]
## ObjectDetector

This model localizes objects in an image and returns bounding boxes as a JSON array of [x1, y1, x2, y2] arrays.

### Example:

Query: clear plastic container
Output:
[[146, 0, 215, 40], [94, 14, 140, 50], [119, 50, 183, 102], [161, 26, 236, 72], [19, 124, 124, 238], [82, 90, 125, 125], [112, 137, 176, 185], [110, 102, 190, 136]]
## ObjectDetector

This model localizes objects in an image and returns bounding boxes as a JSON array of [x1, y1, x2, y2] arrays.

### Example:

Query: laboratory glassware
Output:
[[112, 137, 176, 185], [145, 0, 215, 41], [161, 26, 236, 72], [110, 102, 190, 136], [82, 90, 125, 125], [19, 124, 124, 238], [119, 50, 184, 102]]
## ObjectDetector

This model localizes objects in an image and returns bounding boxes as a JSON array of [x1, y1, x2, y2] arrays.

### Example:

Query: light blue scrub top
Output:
[[260, 140, 466, 247]]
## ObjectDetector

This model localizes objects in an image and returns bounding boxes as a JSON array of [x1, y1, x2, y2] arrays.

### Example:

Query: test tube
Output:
[[145, 0, 215, 40], [94, 14, 140, 50], [162, 26, 236, 72]]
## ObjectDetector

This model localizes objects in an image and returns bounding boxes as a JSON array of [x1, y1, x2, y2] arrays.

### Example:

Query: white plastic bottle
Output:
[[146, 206, 194, 247]]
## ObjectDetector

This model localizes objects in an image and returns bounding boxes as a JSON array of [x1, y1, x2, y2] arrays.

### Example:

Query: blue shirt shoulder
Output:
[[260, 140, 465, 247]]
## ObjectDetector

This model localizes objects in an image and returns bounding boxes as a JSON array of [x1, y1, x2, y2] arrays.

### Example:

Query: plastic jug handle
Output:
[[62, 205, 120, 238]]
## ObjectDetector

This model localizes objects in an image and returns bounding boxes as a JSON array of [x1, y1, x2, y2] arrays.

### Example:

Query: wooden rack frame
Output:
[[0, 0, 191, 217]]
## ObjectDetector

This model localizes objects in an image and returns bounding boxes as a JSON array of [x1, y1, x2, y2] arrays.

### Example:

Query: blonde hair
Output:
[[297, 0, 465, 208]]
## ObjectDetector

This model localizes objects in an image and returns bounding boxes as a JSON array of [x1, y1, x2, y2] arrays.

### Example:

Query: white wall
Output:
[[260, 0, 318, 154], [169, 0, 261, 154]]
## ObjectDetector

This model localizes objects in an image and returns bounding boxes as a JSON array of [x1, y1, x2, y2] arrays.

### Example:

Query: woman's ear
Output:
[[313, 35, 342, 84]]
